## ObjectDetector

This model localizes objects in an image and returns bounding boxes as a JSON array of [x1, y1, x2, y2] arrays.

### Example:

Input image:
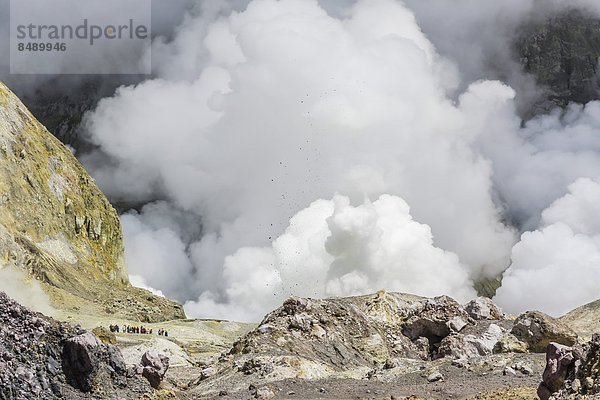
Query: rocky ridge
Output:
[[187, 291, 575, 398]]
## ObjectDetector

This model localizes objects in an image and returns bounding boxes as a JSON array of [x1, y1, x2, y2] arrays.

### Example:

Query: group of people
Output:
[[157, 329, 169, 337], [108, 324, 169, 337]]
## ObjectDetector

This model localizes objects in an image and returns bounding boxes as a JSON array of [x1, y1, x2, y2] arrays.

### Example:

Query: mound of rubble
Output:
[[189, 291, 578, 397], [0, 292, 152, 399]]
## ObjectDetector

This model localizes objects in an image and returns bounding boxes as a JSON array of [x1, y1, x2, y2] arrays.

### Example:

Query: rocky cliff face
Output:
[[516, 10, 600, 116], [0, 81, 184, 322], [0, 81, 126, 286]]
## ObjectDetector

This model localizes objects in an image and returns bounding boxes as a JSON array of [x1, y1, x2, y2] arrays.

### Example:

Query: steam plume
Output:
[[7, 0, 600, 320]]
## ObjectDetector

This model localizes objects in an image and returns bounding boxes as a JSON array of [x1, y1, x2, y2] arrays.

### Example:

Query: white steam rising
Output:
[[79, 0, 600, 320], [186, 195, 476, 321], [0, 265, 56, 316], [495, 178, 600, 317]]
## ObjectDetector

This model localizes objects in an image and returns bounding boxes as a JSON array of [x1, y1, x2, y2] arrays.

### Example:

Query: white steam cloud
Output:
[[495, 178, 600, 317], [0, 265, 56, 316], [187, 195, 476, 321], [76, 0, 600, 320]]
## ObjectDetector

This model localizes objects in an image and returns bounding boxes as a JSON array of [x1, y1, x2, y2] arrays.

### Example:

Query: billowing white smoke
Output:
[[121, 202, 199, 301], [186, 195, 476, 321], [0, 266, 56, 317], [82, 0, 600, 320], [85, 0, 516, 320], [495, 178, 600, 317], [477, 102, 600, 231]]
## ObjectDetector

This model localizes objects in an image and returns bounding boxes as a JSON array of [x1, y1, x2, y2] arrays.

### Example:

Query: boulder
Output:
[[138, 350, 170, 389], [464, 298, 504, 320], [427, 371, 444, 382], [511, 311, 577, 353], [61, 333, 103, 392], [494, 333, 528, 354], [535, 335, 600, 399], [61, 331, 129, 393], [538, 342, 577, 399], [447, 316, 468, 333], [255, 386, 275, 399], [438, 323, 504, 360], [513, 362, 534, 375], [465, 324, 505, 355]]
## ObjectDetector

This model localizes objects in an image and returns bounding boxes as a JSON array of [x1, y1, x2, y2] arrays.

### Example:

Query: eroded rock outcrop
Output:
[[0, 81, 125, 285], [511, 311, 578, 353], [191, 291, 536, 397], [229, 292, 431, 372]]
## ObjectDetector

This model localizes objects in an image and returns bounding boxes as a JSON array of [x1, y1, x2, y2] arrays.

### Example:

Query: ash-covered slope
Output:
[[560, 298, 600, 342], [0, 81, 184, 322], [0, 292, 152, 400]]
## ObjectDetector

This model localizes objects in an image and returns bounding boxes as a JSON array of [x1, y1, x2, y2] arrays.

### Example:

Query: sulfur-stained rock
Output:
[[494, 333, 528, 354], [511, 311, 577, 353], [92, 326, 116, 345], [0, 81, 184, 323], [0, 81, 126, 286]]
